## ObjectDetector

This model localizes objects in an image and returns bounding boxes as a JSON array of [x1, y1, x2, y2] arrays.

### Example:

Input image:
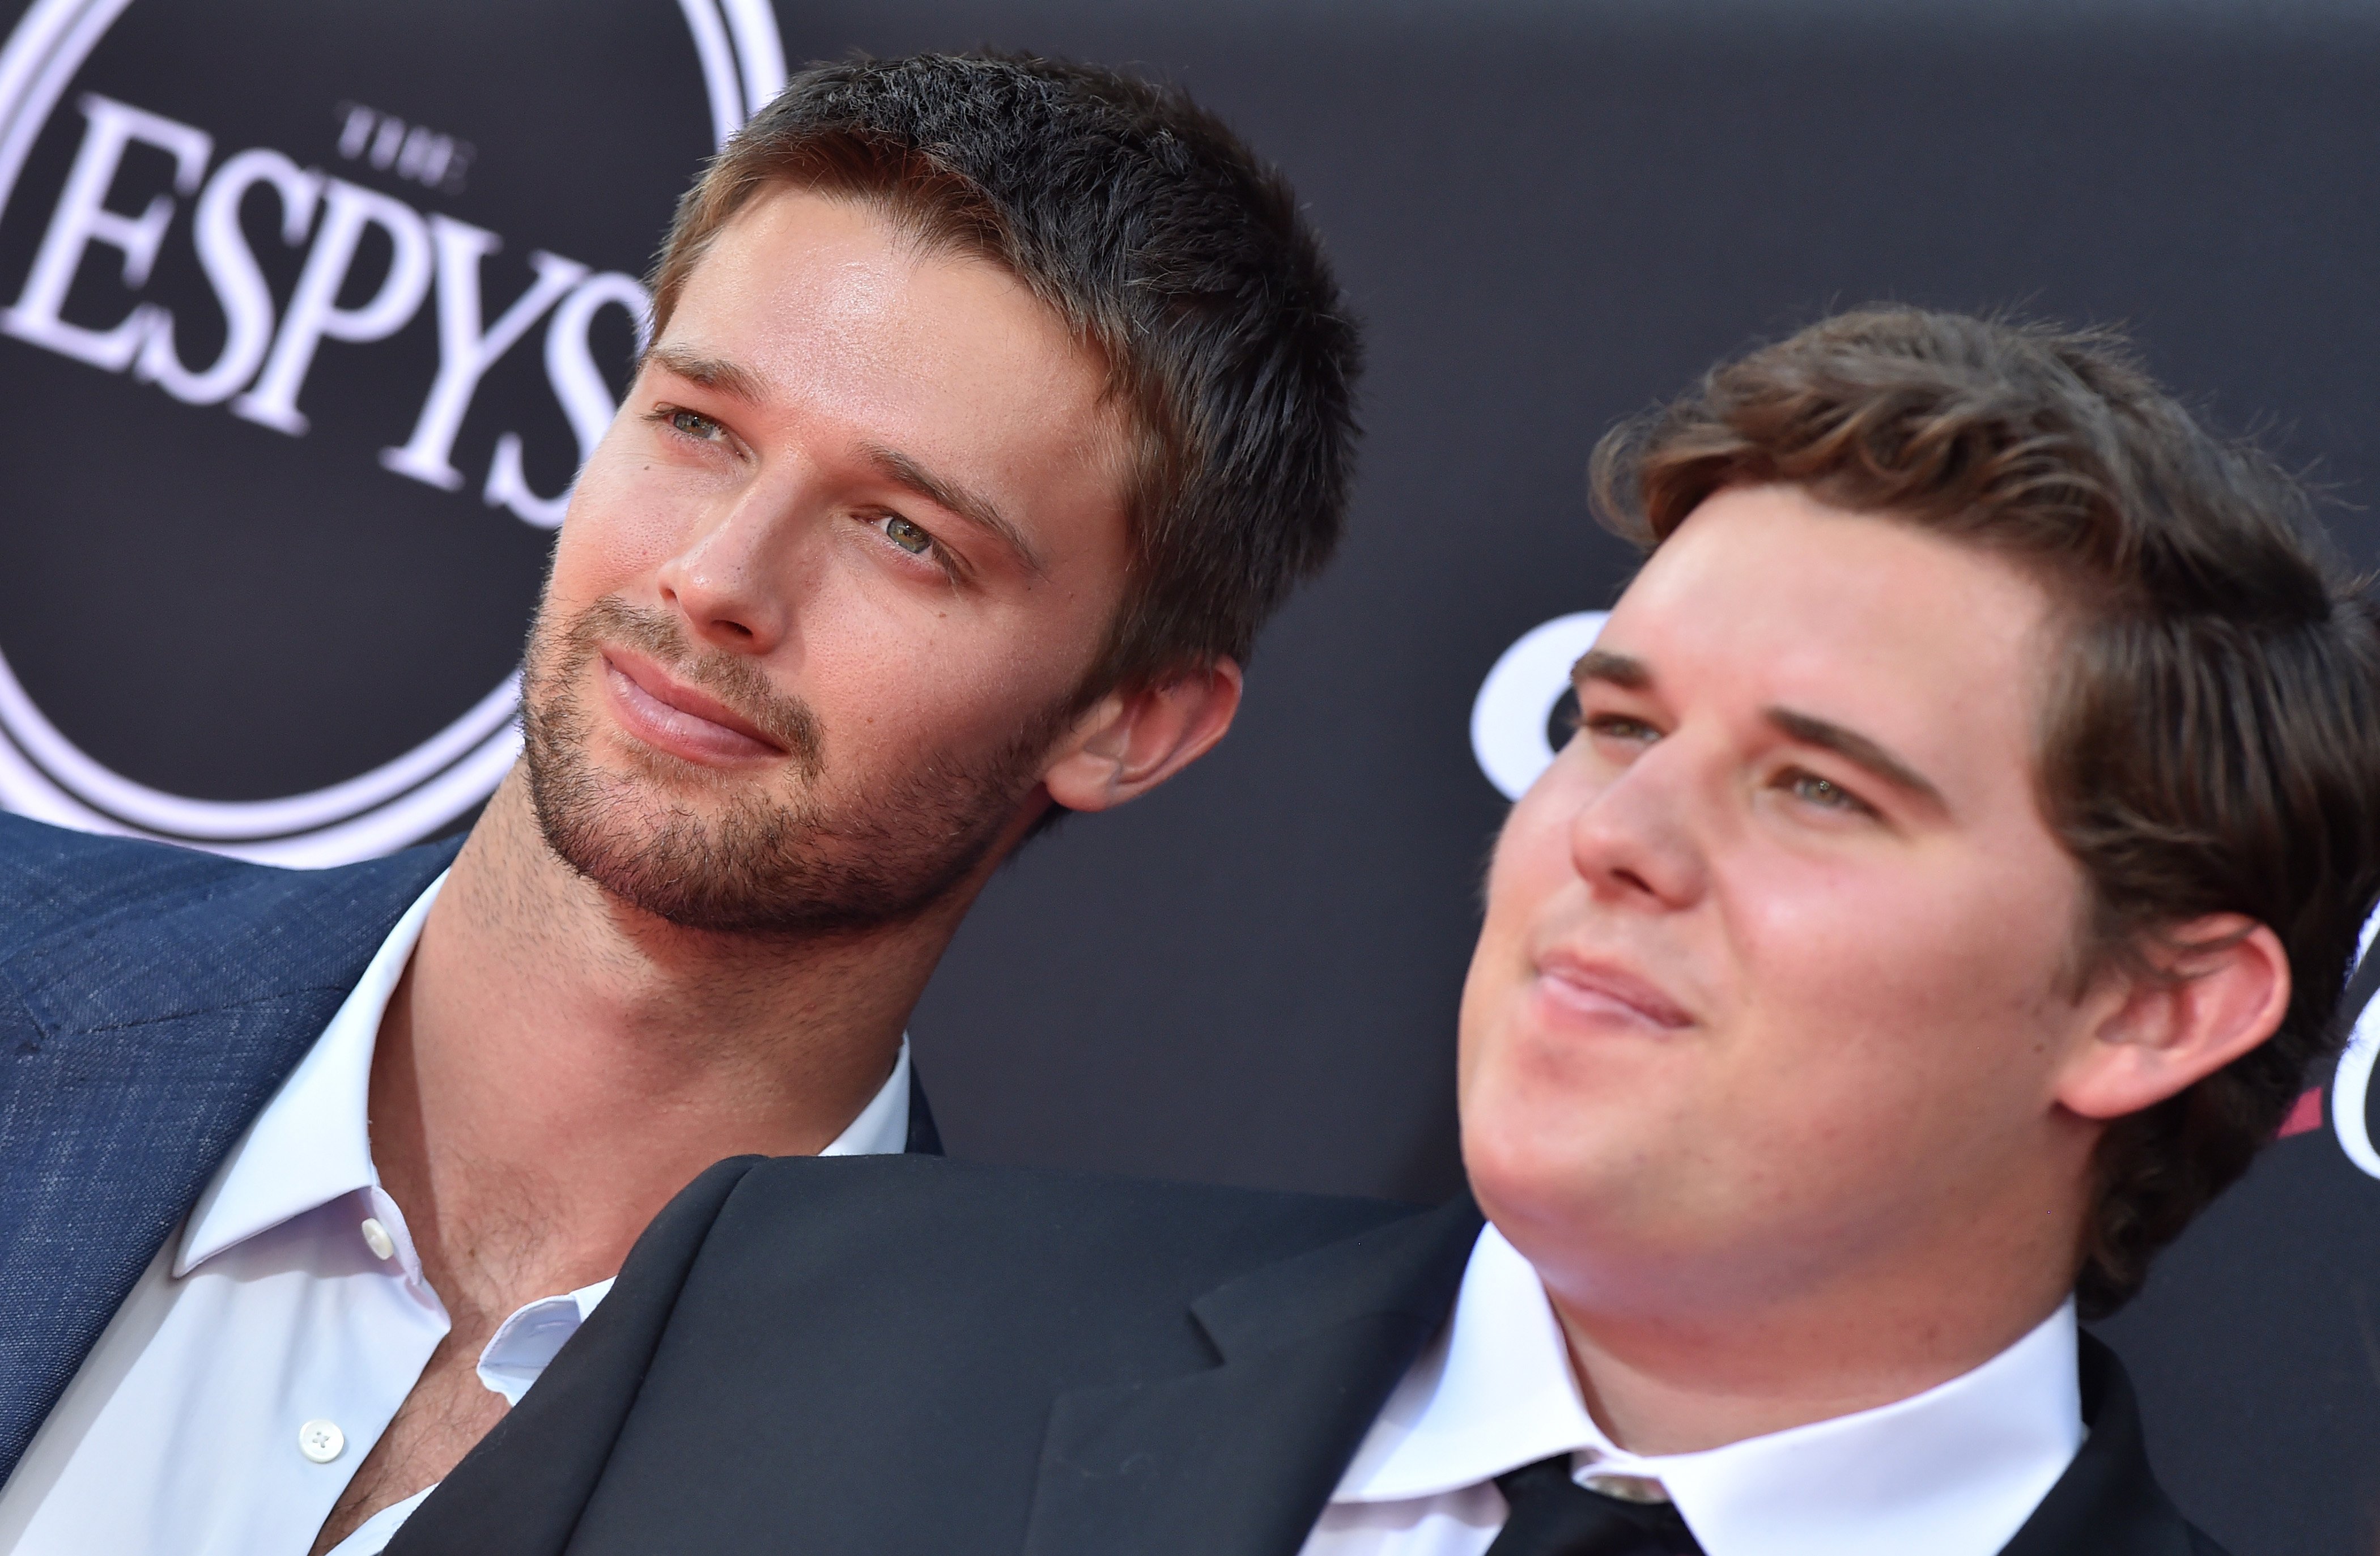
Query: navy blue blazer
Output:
[[0, 812, 940, 1487]]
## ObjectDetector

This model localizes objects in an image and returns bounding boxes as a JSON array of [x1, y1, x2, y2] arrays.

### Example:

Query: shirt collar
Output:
[[176, 872, 448, 1273], [177, 871, 916, 1274], [473, 1030, 913, 1402], [822, 1037, 912, 1157], [1332, 1223, 2085, 1556], [477, 1277, 619, 1405]]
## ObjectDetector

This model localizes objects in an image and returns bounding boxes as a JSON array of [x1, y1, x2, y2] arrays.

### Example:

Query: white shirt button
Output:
[[359, 1218, 396, 1261], [297, 1419, 345, 1463]]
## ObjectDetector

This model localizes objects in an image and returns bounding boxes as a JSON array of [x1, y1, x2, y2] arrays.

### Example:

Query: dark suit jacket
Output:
[[0, 811, 941, 1488], [391, 1154, 2227, 1556]]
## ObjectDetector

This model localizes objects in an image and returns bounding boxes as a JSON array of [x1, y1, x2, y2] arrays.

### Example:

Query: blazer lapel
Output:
[[379, 1158, 762, 1556], [1998, 1334, 2202, 1556], [1025, 1195, 1484, 1556], [0, 837, 458, 1482]]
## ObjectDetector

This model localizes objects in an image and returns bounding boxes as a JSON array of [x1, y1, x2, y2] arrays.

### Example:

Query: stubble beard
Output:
[[520, 594, 1072, 936]]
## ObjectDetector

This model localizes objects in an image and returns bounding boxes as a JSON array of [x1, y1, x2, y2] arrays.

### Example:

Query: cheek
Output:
[[799, 605, 1083, 772], [1459, 780, 1586, 1089], [1473, 781, 1581, 962], [552, 442, 707, 596], [1719, 845, 2082, 1134]]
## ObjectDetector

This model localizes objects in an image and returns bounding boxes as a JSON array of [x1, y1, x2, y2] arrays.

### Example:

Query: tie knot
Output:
[[1488, 1455, 1703, 1556]]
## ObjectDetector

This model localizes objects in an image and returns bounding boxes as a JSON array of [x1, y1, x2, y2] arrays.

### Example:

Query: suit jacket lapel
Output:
[[1998, 1334, 2202, 1556], [380, 1158, 762, 1556], [0, 837, 458, 1483], [1025, 1194, 1484, 1556]]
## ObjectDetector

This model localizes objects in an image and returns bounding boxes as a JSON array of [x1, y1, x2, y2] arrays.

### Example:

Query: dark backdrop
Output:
[[2, 2, 2377, 1550]]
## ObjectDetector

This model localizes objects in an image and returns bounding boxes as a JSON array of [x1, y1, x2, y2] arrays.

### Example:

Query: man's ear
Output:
[[2055, 913, 2292, 1122], [1040, 658, 1243, 815]]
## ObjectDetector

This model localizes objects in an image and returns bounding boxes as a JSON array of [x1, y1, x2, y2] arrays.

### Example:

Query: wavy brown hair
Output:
[[1591, 307, 2380, 1317]]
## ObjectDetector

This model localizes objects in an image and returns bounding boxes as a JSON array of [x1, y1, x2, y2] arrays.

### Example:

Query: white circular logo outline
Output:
[[1470, 610, 1606, 802], [0, 0, 783, 865], [2331, 910, 2380, 1178]]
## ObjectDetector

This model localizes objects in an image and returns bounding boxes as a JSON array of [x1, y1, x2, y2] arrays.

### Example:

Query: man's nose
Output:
[[653, 474, 810, 656], [1566, 738, 1710, 910]]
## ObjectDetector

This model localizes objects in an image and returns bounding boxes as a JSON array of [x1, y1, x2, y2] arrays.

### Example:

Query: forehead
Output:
[[1604, 486, 2057, 794], [663, 186, 1125, 481]]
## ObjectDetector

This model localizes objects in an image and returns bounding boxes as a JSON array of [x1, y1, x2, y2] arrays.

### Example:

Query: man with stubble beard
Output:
[[0, 53, 1359, 1556]]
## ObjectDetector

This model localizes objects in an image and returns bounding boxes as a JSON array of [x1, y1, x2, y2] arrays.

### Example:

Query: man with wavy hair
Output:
[[403, 307, 2378, 1556]]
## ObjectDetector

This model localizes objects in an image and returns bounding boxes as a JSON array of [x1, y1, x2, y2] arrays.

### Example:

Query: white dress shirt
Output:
[[1303, 1223, 2085, 1556], [0, 873, 912, 1556]]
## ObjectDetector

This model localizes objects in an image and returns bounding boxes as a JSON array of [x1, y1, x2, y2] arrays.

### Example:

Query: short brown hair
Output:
[[1590, 307, 2380, 1317], [648, 53, 1362, 699]]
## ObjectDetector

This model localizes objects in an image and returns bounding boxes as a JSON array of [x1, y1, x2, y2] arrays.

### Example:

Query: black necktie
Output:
[[1485, 1455, 1705, 1556]]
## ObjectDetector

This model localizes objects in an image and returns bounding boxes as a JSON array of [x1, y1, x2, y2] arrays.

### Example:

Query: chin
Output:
[[1468, 1052, 1689, 1219], [1463, 1083, 1600, 1218]]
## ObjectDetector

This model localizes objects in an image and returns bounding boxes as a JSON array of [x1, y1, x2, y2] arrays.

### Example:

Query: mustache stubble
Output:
[[558, 595, 826, 782]]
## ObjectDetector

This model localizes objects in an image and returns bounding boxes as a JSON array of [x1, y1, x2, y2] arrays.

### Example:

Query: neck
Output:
[[369, 770, 969, 1327], [1518, 1196, 2083, 1456]]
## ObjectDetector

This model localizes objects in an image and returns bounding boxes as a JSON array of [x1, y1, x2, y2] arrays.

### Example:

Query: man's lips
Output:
[[599, 649, 787, 763], [1532, 952, 1695, 1031]]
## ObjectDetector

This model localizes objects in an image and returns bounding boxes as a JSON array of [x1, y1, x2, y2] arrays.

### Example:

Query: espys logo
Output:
[[1470, 611, 2380, 1181], [0, 0, 784, 865]]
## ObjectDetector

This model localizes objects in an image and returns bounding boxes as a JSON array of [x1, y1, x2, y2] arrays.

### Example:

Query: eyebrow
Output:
[[643, 345, 768, 406], [1573, 648, 1652, 690], [857, 441, 1048, 581], [645, 345, 1049, 581], [1571, 648, 1947, 811], [1766, 707, 1946, 811]]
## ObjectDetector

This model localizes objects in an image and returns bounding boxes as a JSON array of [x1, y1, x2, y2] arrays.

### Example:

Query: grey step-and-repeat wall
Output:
[[2, 0, 2376, 1548]]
